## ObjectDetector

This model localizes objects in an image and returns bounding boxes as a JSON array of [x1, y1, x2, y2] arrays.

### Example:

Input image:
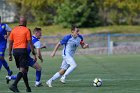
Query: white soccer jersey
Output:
[[32, 36, 41, 48], [5, 24, 11, 32], [60, 34, 84, 57]]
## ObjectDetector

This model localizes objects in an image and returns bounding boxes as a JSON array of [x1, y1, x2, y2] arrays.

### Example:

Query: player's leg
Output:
[[9, 54, 22, 92], [28, 56, 42, 87], [46, 59, 68, 87], [0, 49, 12, 76], [10, 51, 31, 92], [0, 61, 2, 70], [60, 57, 77, 83], [20, 54, 31, 92], [46, 69, 66, 87], [6, 75, 17, 84], [31, 61, 42, 87]]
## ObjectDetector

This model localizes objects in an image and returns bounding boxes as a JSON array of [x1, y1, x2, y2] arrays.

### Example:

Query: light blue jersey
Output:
[[60, 34, 83, 57]]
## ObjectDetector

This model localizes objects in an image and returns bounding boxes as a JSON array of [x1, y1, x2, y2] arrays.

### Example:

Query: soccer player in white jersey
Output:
[[46, 25, 89, 87]]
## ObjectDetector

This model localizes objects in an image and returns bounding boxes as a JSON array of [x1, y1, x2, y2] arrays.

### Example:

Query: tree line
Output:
[[8, 0, 140, 27]]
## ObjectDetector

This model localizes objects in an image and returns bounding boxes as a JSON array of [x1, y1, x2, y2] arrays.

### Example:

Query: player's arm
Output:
[[4, 24, 11, 39], [5, 32, 11, 39], [28, 29, 37, 61], [28, 40, 37, 61], [9, 31, 13, 61], [51, 42, 61, 57], [36, 48, 43, 62], [9, 40, 13, 61], [41, 45, 46, 49], [80, 41, 89, 49], [34, 40, 43, 62]]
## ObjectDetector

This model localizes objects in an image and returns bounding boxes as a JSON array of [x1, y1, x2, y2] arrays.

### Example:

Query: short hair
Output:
[[34, 27, 41, 33], [71, 25, 78, 31]]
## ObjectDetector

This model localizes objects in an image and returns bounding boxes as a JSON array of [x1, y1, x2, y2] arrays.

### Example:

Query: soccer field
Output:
[[0, 54, 140, 93]]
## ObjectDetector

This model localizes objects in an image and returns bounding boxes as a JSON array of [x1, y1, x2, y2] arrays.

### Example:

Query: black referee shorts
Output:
[[13, 48, 29, 68]]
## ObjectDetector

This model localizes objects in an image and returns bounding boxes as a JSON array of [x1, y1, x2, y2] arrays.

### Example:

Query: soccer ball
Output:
[[93, 78, 102, 87]]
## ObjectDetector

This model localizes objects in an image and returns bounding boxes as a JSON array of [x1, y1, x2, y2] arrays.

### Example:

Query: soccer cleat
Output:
[[9, 84, 20, 93], [35, 82, 43, 87], [46, 80, 52, 87], [60, 77, 66, 84], [6, 76, 11, 84], [26, 87, 31, 92], [8, 71, 13, 76]]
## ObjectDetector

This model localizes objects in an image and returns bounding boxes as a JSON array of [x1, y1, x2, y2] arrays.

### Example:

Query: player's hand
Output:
[[41, 46, 47, 49], [84, 44, 89, 48], [9, 54, 12, 61], [4, 35, 8, 39], [33, 55, 37, 62], [50, 52, 55, 57], [40, 59, 43, 63]]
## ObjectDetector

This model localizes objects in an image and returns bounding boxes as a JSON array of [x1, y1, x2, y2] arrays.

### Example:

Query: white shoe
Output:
[[6, 76, 11, 84], [46, 80, 52, 87], [60, 76, 66, 84], [35, 82, 43, 87]]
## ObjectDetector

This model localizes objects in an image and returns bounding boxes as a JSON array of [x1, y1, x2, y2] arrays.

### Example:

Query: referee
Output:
[[9, 16, 36, 92]]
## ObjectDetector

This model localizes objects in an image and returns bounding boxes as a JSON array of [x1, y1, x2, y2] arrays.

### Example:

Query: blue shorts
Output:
[[0, 48, 6, 57], [28, 56, 36, 67]]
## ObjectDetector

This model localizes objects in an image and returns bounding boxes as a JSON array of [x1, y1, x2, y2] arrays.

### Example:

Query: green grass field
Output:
[[0, 54, 140, 93]]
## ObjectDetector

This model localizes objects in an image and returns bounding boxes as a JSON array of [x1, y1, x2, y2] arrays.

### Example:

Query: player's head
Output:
[[34, 27, 42, 39], [19, 16, 27, 26], [71, 25, 79, 37]]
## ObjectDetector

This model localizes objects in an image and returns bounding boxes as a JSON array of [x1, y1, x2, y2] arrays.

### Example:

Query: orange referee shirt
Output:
[[9, 26, 31, 49]]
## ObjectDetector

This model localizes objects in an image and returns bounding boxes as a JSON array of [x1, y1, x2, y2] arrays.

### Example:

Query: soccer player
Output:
[[6, 27, 45, 87], [46, 25, 89, 87], [0, 16, 13, 76], [9, 16, 36, 92]]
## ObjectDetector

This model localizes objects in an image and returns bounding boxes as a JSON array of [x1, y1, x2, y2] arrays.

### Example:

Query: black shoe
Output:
[[9, 84, 20, 93], [8, 71, 13, 76], [26, 87, 31, 92], [6, 76, 11, 84]]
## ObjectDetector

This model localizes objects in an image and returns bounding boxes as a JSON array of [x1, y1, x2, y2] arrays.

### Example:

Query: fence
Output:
[[40, 33, 140, 55]]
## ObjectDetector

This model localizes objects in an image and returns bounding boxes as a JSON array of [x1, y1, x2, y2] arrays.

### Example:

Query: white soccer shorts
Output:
[[60, 56, 77, 70]]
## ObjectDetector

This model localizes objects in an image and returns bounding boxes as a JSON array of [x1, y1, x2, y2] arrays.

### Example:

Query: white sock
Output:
[[50, 72, 61, 81]]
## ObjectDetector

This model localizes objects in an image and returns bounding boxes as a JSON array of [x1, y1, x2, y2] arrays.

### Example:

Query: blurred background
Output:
[[0, 0, 140, 55]]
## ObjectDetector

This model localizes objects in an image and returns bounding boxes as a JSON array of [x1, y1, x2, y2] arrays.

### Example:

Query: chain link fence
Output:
[[40, 34, 140, 55]]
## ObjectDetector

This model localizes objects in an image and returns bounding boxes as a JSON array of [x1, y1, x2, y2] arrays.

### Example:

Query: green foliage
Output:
[[97, 0, 140, 25], [7, 0, 140, 26], [55, 0, 101, 27]]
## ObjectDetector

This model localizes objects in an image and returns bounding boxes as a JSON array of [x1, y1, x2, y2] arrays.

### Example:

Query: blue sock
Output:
[[0, 61, 2, 70], [1, 59, 11, 75], [36, 70, 41, 82], [11, 75, 17, 80]]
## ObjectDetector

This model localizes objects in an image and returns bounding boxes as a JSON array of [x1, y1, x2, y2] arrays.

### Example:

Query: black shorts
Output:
[[13, 48, 28, 68]]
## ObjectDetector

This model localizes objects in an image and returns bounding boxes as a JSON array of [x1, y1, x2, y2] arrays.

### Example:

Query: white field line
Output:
[[1, 78, 140, 85]]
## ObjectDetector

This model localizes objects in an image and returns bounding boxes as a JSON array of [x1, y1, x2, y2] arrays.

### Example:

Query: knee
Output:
[[36, 66, 42, 71], [72, 64, 77, 69]]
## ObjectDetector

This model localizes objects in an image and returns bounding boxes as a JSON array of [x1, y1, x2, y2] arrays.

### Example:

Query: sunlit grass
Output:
[[8, 23, 140, 36]]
